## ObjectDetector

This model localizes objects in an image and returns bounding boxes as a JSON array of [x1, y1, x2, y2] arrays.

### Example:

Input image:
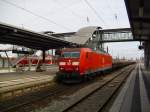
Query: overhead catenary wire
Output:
[[83, 0, 108, 27], [105, 0, 119, 26], [1, 0, 72, 31], [53, 0, 83, 20], [52, 0, 92, 26]]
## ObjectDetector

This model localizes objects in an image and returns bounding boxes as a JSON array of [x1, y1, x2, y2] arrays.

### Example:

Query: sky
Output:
[[0, 0, 143, 59]]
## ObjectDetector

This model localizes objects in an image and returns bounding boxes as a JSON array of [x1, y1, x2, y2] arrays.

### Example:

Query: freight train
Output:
[[56, 48, 112, 83]]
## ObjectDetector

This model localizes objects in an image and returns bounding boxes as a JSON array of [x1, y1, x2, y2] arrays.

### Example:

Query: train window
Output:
[[71, 52, 80, 58], [62, 52, 71, 57], [62, 52, 80, 58]]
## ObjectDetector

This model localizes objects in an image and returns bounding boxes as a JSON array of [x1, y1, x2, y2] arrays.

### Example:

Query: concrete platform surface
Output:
[[109, 63, 150, 112], [0, 66, 58, 96], [0, 65, 58, 82]]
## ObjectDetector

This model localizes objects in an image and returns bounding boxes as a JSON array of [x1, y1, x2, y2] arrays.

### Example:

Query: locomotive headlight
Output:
[[72, 62, 79, 65], [60, 67, 64, 70], [59, 62, 66, 65]]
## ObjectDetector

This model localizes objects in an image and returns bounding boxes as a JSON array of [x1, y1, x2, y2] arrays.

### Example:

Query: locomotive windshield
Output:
[[62, 52, 80, 58]]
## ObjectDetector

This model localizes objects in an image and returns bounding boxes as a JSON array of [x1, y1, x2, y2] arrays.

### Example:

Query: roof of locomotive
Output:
[[61, 48, 110, 55], [61, 48, 91, 52]]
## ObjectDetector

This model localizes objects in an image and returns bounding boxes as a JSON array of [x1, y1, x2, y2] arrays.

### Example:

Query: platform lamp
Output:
[[138, 41, 144, 50]]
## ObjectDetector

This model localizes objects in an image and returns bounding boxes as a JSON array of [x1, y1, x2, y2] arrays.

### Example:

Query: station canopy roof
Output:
[[125, 0, 150, 40], [0, 22, 77, 50], [66, 26, 101, 44]]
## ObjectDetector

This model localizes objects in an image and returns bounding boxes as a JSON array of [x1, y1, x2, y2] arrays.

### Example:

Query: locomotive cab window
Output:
[[61, 52, 71, 58], [71, 52, 80, 58], [61, 52, 80, 58]]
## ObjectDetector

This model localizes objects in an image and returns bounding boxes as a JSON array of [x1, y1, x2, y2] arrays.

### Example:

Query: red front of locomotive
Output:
[[57, 48, 82, 81], [59, 57, 80, 74]]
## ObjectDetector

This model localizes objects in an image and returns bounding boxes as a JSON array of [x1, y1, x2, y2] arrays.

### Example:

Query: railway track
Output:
[[62, 65, 135, 112], [0, 64, 135, 112], [0, 82, 71, 112]]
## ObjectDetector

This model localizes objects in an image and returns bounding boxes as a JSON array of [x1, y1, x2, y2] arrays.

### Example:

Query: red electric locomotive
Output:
[[56, 48, 112, 83]]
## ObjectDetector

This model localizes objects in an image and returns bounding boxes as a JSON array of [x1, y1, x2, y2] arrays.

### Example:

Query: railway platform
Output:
[[109, 63, 150, 112], [0, 65, 58, 81], [0, 65, 58, 100]]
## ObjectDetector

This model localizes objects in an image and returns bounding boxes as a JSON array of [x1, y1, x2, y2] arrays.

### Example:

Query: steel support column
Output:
[[99, 30, 104, 49], [144, 41, 150, 69], [28, 55, 31, 71], [42, 50, 45, 63], [42, 50, 46, 71]]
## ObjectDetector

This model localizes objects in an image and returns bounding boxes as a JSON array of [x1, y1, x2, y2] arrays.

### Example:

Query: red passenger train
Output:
[[56, 48, 112, 82]]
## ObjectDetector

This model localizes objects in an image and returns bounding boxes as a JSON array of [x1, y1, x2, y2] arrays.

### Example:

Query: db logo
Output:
[[67, 60, 71, 65]]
